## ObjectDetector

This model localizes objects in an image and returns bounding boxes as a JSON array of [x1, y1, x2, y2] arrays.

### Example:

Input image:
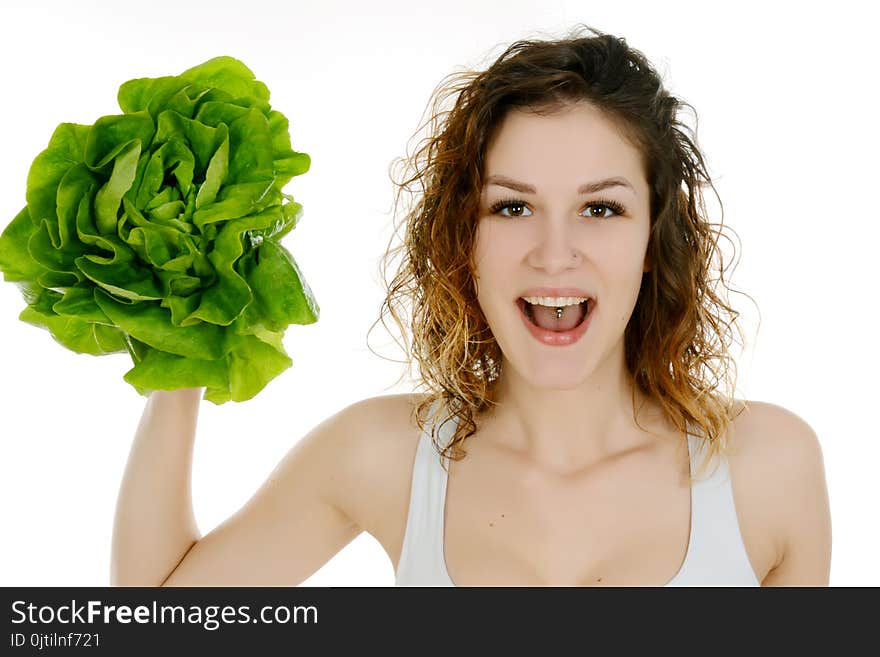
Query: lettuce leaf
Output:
[[0, 57, 317, 403]]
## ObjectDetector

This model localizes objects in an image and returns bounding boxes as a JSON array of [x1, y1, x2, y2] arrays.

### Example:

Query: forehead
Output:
[[482, 103, 646, 190]]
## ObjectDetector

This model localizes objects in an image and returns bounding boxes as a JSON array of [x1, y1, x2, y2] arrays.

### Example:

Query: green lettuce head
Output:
[[0, 57, 317, 403]]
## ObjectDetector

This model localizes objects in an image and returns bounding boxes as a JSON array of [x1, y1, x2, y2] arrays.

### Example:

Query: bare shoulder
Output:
[[327, 392, 430, 550], [728, 400, 828, 485], [727, 399, 832, 585], [332, 392, 430, 478]]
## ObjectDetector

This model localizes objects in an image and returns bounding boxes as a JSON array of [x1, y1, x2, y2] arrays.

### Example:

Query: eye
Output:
[[583, 200, 626, 219], [488, 197, 626, 219], [489, 199, 532, 218]]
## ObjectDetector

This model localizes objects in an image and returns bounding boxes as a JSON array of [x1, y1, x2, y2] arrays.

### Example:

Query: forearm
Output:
[[110, 388, 203, 586]]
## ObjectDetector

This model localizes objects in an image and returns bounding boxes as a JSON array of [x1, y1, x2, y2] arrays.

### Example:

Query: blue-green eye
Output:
[[488, 197, 626, 219]]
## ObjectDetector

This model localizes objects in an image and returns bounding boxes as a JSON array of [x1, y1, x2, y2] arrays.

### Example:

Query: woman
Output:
[[111, 25, 832, 587]]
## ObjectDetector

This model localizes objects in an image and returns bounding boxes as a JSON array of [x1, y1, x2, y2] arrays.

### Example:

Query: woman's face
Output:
[[473, 102, 652, 388]]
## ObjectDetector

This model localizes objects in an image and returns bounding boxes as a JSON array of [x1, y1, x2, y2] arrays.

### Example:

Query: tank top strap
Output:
[[675, 422, 759, 585], [395, 398, 454, 585]]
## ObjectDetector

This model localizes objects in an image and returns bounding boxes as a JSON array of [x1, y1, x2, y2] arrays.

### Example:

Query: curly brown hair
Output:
[[370, 24, 754, 484]]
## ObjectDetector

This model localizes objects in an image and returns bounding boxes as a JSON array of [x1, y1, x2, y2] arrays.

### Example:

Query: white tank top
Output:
[[395, 402, 761, 587]]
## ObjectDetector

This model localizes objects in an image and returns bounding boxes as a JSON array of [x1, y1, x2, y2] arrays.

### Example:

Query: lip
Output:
[[515, 297, 595, 347], [517, 287, 594, 300]]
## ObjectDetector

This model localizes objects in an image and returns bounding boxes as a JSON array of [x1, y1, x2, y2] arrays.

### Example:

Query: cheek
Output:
[[603, 227, 650, 275], [474, 220, 524, 265], [472, 220, 494, 263], [472, 222, 507, 292], [473, 266, 509, 324]]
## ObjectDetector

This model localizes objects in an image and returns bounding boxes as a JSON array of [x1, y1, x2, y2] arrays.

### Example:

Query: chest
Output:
[[442, 442, 697, 586], [371, 423, 778, 587]]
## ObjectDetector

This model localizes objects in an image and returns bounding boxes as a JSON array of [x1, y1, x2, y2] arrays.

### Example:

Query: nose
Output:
[[526, 216, 581, 274]]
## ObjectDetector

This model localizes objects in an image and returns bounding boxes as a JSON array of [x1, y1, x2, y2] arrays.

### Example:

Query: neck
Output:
[[487, 346, 667, 473]]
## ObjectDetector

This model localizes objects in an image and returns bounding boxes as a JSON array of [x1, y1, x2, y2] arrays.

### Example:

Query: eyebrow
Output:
[[485, 174, 636, 196]]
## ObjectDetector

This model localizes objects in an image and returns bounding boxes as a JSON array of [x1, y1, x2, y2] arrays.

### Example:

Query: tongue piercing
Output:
[[555, 307, 564, 319]]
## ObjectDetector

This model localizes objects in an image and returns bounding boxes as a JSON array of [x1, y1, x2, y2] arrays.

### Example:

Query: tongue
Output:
[[531, 303, 585, 331]]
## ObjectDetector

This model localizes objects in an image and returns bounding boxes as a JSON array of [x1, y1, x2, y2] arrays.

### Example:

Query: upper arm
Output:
[[161, 399, 379, 587], [757, 404, 832, 586]]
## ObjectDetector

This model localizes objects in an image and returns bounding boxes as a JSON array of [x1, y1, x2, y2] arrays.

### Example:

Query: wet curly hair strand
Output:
[[369, 24, 755, 485]]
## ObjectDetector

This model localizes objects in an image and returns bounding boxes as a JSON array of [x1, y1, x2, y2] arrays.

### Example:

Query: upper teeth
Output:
[[522, 296, 589, 307]]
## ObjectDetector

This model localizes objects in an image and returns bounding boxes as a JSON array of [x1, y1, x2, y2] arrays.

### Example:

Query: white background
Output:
[[0, 0, 877, 586]]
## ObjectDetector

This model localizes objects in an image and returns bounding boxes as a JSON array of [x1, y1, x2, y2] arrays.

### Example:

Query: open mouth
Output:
[[516, 297, 592, 332]]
